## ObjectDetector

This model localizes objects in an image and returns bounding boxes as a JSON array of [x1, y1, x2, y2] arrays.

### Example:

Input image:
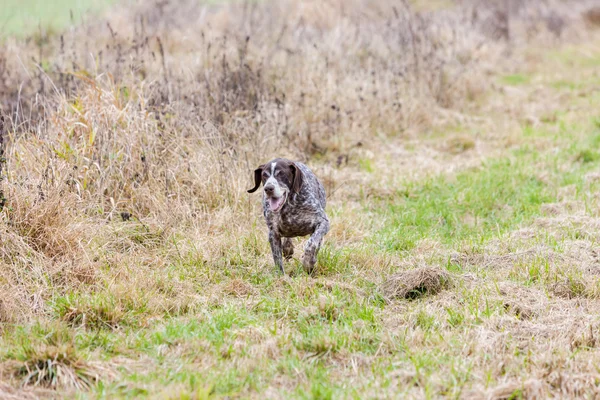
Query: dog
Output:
[[247, 158, 330, 274]]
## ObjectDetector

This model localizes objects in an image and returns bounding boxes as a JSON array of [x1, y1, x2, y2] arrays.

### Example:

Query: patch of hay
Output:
[[0, 382, 48, 400], [4, 345, 102, 390], [222, 279, 256, 298], [503, 301, 536, 320], [469, 378, 545, 400], [382, 267, 451, 301], [443, 135, 476, 154], [550, 278, 587, 299]]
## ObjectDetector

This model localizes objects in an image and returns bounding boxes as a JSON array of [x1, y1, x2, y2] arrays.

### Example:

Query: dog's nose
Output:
[[264, 185, 275, 195]]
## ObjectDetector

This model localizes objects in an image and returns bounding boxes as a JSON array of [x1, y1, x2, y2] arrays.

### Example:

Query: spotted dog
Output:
[[247, 158, 330, 274]]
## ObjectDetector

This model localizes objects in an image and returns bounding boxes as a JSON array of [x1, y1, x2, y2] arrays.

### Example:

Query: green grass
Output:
[[0, 0, 114, 37], [3, 123, 599, 397], [375, 123, 600, 252], [500, 74, 531, 86], [4, 123, 600, 398], [376, 153, 553, 251], [546, 47, 600, 69]]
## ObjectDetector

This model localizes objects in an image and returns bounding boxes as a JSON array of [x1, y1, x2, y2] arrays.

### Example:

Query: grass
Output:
[[376, 130, 600, 252], [378, 154, 553, 251], [0, 0, 114, 37], [501, 74, 531, 86], [2, 0, 600, 398]]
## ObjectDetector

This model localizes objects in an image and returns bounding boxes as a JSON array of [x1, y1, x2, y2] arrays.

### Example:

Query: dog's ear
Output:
[[247, 164, 264, 193], [290, 163, 304, 194]]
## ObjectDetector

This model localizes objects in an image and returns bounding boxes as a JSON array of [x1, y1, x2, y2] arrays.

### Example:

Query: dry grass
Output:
[[1, 0, 600, 397], [382, 266, 452, 301], [0, 0, 510, 325], [8, 345, 99, 389]]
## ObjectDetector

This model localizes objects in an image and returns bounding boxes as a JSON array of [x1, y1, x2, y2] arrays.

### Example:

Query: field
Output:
[[1, 0, 600, 398], [0, 0, 114, 37]]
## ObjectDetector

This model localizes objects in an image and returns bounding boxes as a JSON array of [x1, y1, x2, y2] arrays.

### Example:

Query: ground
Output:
[[1, 0, 600, 399]]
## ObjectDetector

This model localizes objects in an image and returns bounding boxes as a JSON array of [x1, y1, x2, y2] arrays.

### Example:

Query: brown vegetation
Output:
[[382, 266, 451, 300], [1, 0, 600, 397]]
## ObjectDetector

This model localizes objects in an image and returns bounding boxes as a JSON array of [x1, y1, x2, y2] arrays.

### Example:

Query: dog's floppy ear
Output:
[[290, 163, 304, 194], [247, 164, 264, 193]]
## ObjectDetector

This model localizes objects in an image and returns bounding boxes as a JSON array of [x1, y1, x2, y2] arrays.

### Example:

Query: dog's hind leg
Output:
[[282, 238, 294, 260], [302, 219, 330, 275]]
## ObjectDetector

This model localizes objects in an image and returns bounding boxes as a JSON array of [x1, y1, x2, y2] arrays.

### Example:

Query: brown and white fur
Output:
[[247, 158, 330, 274]]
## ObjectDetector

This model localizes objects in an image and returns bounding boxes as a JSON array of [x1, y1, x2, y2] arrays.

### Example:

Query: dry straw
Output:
[[381, 266, 452, 301]]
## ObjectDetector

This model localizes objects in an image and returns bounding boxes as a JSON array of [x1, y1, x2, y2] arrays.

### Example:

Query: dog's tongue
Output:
[[269, 197, 283, 211]]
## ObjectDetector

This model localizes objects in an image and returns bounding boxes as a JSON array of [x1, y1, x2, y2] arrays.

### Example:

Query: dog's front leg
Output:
[[303, 218, 330, 275], [269, 230, 284, 274]]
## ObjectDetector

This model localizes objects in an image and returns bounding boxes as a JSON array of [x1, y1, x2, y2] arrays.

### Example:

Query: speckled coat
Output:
[[248, 159, 330, 274]]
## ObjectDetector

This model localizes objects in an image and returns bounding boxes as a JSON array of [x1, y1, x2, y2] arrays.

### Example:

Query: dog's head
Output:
[[247, 158, 304, 212]]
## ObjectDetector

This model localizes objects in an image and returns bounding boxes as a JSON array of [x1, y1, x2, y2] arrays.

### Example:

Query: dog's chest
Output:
[[265, 202, 317, 237]]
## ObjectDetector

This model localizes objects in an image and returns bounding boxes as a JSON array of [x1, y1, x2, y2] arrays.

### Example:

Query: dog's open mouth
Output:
[[268, 193, 287, 212]]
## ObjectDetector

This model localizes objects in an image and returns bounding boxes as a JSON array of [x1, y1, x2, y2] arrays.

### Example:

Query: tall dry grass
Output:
[[0, 0, 597, 324]]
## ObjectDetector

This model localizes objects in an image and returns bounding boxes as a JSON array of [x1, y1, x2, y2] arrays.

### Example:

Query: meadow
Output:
[[0, 0, 114, 37], [1, 0, 600, 398]]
